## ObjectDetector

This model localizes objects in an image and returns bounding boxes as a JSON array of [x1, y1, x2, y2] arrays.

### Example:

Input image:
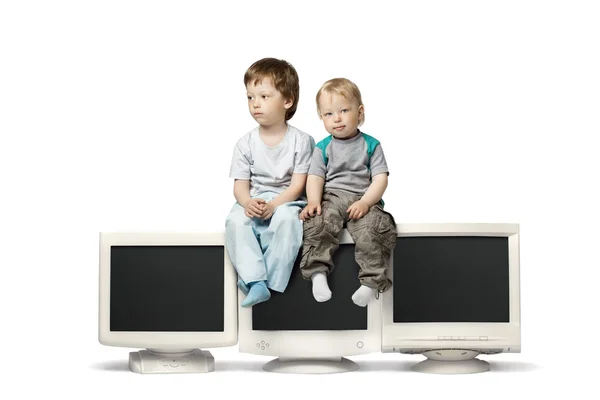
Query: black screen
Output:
[[110, 245, 225, 332], [393, 236, 509, 323], [252, 244, 368, 330]]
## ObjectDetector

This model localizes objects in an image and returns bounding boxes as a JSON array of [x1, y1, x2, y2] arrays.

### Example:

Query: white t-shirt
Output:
[[229, 124, 315, 198]]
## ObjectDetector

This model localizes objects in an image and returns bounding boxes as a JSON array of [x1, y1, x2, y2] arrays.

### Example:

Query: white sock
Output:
[[352, 285, 375, 307], [311, 272, 332, 302]]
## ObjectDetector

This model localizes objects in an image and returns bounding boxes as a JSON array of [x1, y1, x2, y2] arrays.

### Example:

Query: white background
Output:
[[1, 0, 599, 398]]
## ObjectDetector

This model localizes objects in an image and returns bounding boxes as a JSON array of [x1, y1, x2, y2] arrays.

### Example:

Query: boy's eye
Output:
[[324, 112, 332, 117], [247, 96, 253, 100], [262, 95, 268, 99], [341, 109, 348, 113]]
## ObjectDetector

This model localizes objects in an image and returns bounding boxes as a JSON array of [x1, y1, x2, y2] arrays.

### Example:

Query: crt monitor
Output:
[[98, 232, 238, 374], [381, 223, 521, 374], [238, 230, 382, 374]]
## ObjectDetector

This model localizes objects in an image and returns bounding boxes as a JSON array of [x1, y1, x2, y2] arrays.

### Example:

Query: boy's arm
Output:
[[360, 144, 389, 206], [234, 179, 266, 218], [230, 137, 256, 209], [306, 174, 325, 206], [300, 144, 326, 219], [233, 179, 252, 208], [347, 173, 388, 220], [268, 173, 308, 209], [358, 173, 388, 207], [299, 174, 325, 220]]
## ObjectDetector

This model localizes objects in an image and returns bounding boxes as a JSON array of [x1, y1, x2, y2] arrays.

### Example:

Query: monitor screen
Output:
[[393, 236, 510, 323], [252, 244, 367, 331], [109, 245, 225, 332]]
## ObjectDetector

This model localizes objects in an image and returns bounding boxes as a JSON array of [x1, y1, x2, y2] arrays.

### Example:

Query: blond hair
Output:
[[316, 78, 365, 126], [244, 58, 300, 121]]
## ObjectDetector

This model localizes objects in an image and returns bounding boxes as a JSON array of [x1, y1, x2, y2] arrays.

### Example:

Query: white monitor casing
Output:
[[98, 232, 238, 352], [238, 230, 382, 360], [381, 223, 521, 362]]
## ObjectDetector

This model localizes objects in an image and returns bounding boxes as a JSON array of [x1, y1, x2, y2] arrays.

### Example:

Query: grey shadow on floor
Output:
[[354, 359, 541, 373], [90, 360, 130, 372], [214, 360, 266, 373], [487, 361, 541, 373], [354, 360, 414, 372], [89, 359, 541, 374], [90, 359, 266, 373]]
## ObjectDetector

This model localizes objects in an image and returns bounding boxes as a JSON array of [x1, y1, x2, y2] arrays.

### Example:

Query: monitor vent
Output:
[[398, 348, 504, 354]]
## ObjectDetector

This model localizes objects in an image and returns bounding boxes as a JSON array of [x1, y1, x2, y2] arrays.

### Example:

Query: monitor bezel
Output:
[[381, 223, 521, 353], [98, 232, 238, 350], [238, 230, 382, 358]]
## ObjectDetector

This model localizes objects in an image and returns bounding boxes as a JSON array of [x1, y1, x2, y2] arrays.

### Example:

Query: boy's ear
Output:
[[284, 97, 294, 110]]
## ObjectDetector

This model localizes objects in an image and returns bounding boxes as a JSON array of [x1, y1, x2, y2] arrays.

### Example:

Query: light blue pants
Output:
[[225, 192, 306, 293]]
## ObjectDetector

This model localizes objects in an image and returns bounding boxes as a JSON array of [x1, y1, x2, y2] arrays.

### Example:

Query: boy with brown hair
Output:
[[226, 58, 315, 307]]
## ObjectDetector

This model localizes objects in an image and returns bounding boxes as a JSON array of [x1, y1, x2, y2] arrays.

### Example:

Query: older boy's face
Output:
[[246, 78, 292, 127], [318, 92, 363, 140]]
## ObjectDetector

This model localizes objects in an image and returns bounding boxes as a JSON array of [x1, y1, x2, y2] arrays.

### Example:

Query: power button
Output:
[[357, 341, 364, 348]]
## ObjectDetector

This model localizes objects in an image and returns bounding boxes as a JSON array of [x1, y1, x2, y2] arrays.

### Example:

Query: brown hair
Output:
[[316, 77, 365, 126], [244, 58, 300, 121]]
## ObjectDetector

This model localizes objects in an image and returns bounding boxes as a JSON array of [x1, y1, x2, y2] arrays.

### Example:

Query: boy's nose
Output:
[[334, 114, 342, 122]]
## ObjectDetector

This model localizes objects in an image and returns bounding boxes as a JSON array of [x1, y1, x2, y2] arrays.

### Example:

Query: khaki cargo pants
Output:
[[299, 190, 396, 293]]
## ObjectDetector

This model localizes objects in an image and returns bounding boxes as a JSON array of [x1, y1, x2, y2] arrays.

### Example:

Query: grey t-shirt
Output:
[[229, 124, 315, 198], [308, 131, 389, 196]]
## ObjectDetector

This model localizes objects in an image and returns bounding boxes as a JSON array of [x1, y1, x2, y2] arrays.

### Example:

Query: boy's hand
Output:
[[244, 198, 266, 218], [300, 203, 322, 221], [347, 200, 369, 220], [261, 202, 275, 220]]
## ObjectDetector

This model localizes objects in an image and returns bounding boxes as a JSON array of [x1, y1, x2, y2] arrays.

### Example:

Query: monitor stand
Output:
[[129, 348, 215, 374], [262, 356, 358, 374], [411, 349, 490, 374]]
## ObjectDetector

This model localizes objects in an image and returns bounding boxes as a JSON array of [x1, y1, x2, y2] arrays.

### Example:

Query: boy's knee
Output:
[[302, 214, 325, 240], [303, 211, 343, 244], [273, 205, 299, 222], [226, 209, 252, 227], [351, 209, 396, 251]]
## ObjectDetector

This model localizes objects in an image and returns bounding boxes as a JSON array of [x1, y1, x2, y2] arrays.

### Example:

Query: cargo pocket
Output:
[[369, 205, 397, 251], [302, 212, 325, 245]]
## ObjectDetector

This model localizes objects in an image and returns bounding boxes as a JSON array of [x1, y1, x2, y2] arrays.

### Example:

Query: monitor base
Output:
[[129, 349, 215, 374], [262, 357, 359, 374], [411, 350, 490, 374]]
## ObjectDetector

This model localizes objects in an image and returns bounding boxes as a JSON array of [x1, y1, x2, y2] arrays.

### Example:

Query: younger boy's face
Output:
[[246, 78, 292, 127], [318, 92, 363, 140]]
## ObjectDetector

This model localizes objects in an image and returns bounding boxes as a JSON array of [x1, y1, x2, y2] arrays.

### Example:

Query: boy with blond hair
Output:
[[299, 77, 396, 307], [226, 58, 315, 307]]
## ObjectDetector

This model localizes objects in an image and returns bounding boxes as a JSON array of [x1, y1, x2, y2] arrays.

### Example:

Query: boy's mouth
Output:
[[334, 125, 345, 131]]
